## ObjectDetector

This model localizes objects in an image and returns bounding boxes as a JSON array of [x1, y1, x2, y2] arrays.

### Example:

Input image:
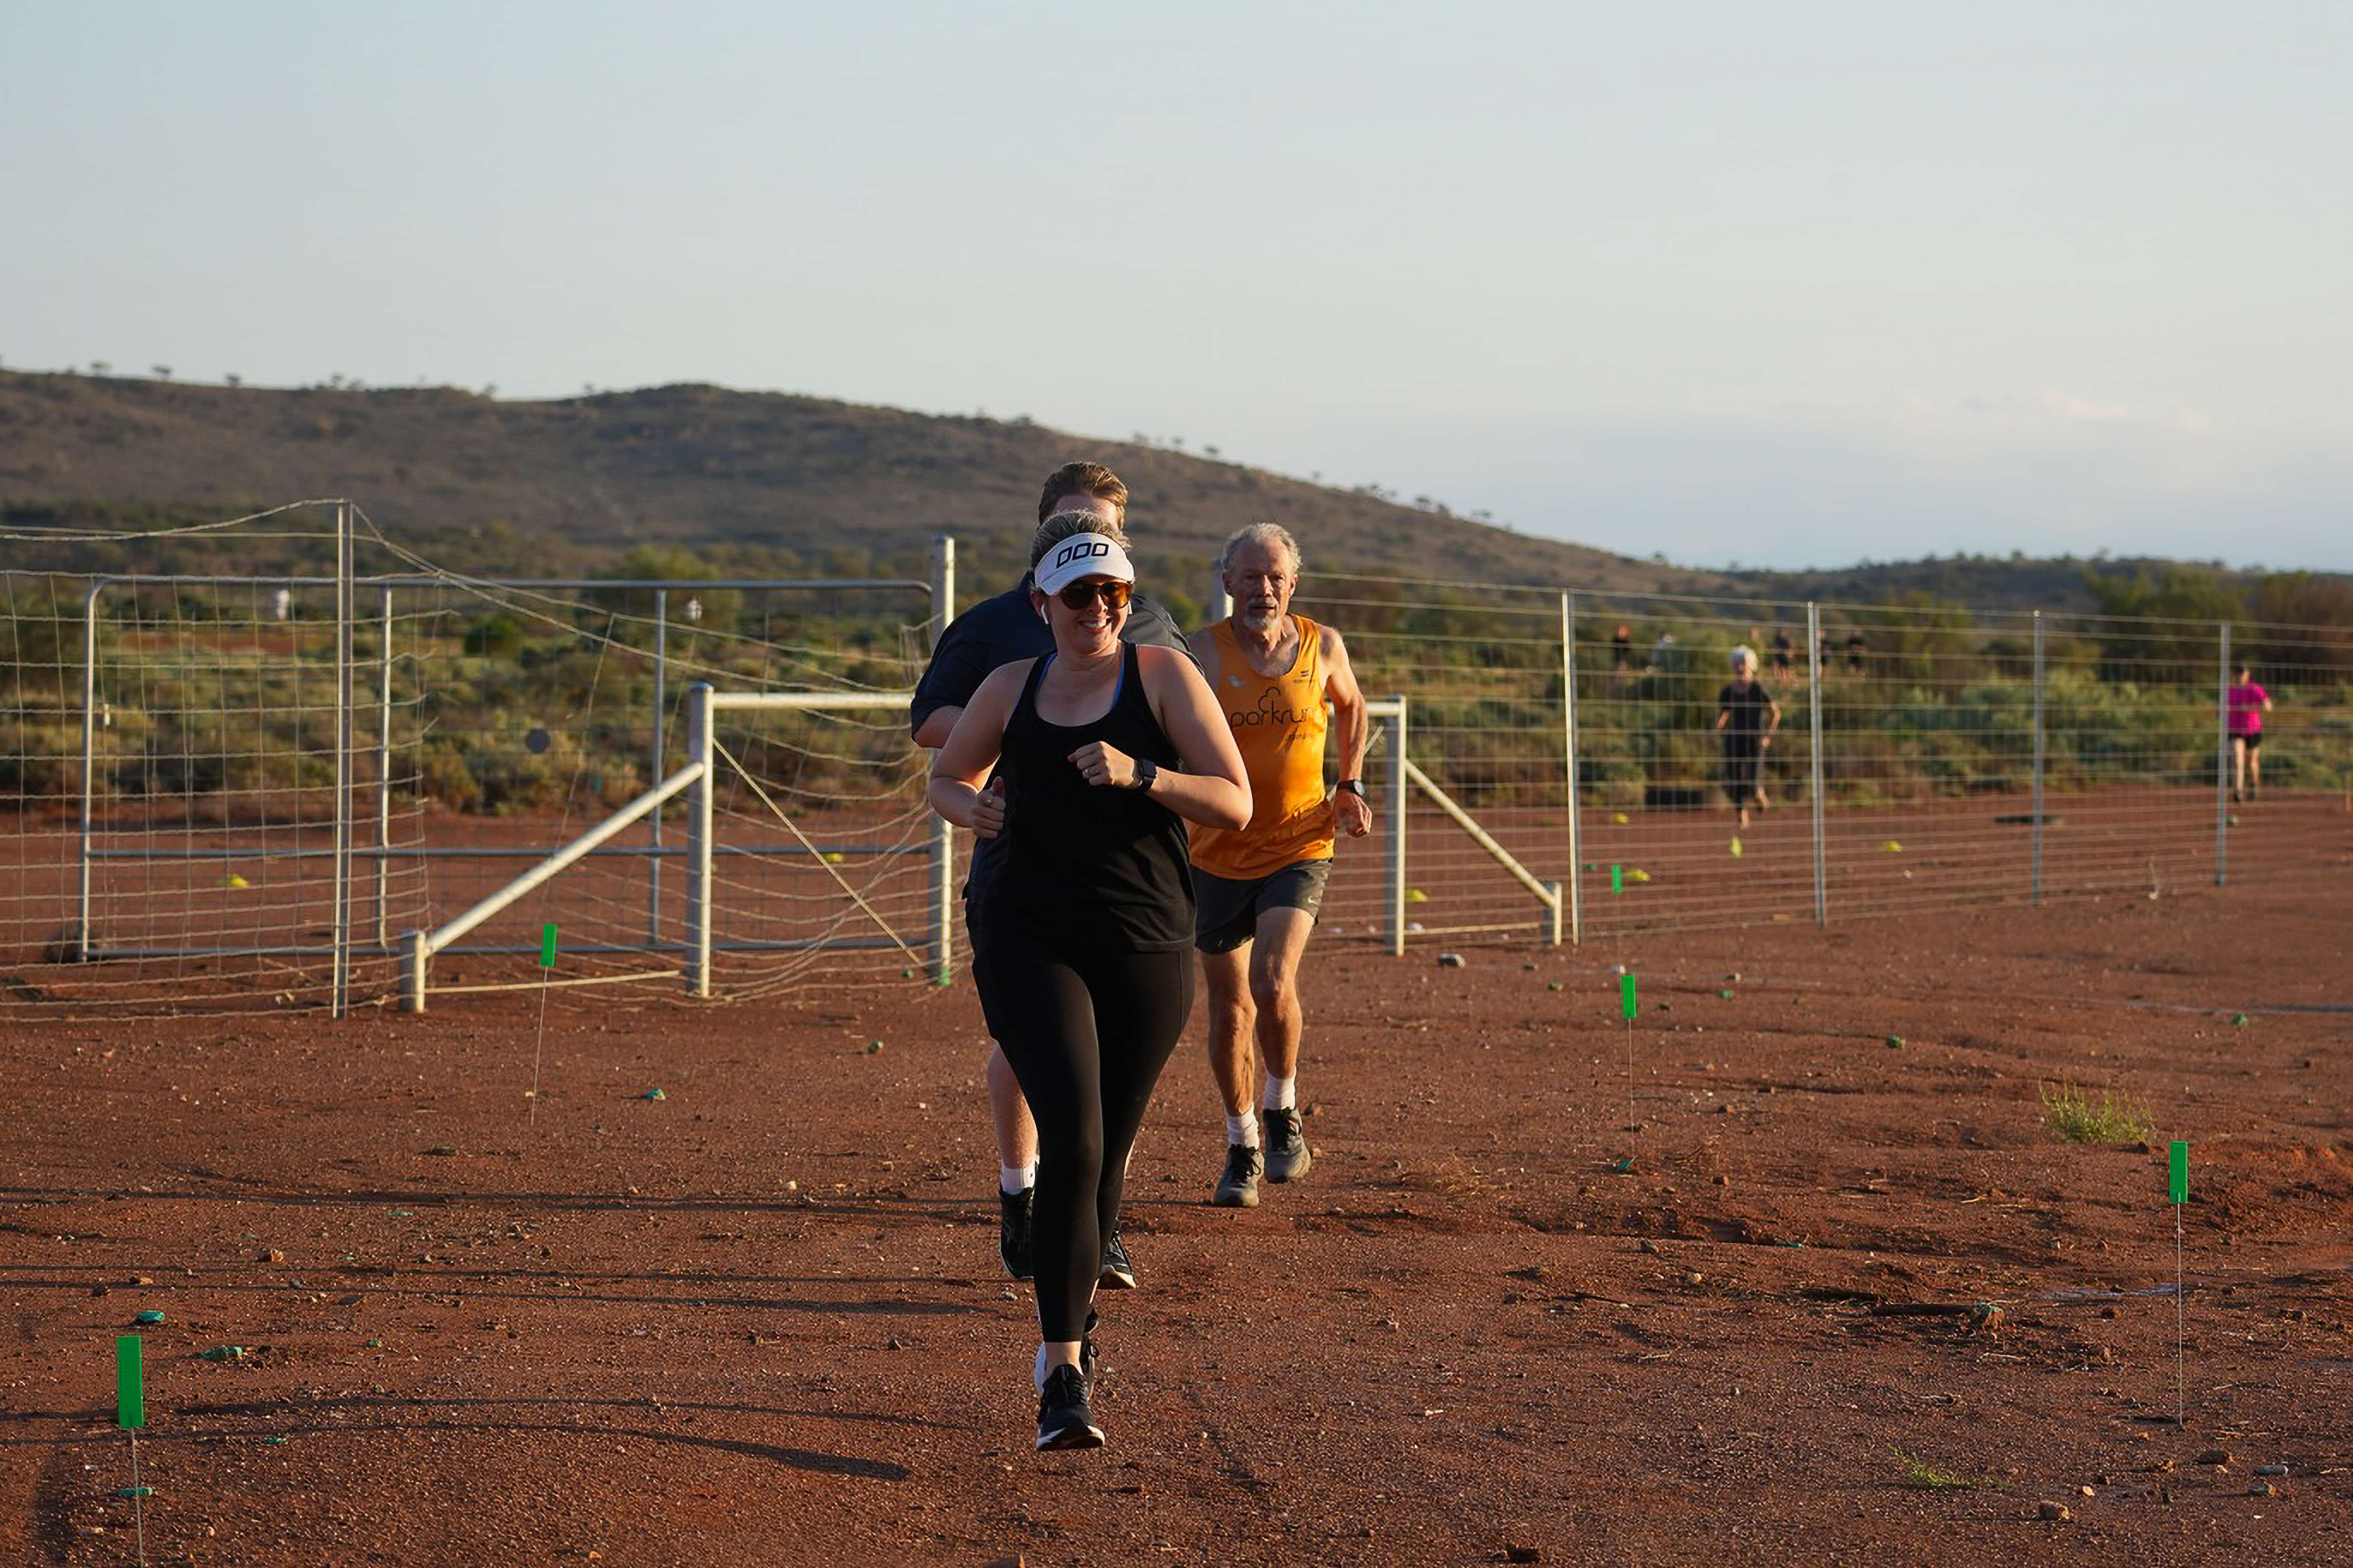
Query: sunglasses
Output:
[[1056, 579, 1132, 611]]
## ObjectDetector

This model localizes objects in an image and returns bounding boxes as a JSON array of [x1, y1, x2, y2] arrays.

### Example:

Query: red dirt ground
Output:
[[2, 858, 2348, 1565]]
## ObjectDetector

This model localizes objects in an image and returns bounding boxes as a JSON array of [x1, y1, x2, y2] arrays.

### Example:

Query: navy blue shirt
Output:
[[911, 575, 1190, 736]]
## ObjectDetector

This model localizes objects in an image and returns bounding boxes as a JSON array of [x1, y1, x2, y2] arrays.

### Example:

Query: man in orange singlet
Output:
[[1187, 523, 1371, 1208]]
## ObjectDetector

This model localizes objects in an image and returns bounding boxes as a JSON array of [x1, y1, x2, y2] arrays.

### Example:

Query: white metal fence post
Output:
[[687, 682, 715, 997], [377, 585, 394, 950], [1561, 591, 1582, 945], [331, 499, 354, 1018], [2216, 623, 2232, 886], [1387, 698, 1408, 957], [650, 587, 669, 948], [1807, 601, 1827, 926], [931, 534, 957, 983], [77, 582, 101, 961], [2031, 610, 2046, 905]]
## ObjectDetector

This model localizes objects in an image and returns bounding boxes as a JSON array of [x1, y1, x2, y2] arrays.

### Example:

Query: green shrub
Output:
[[2040, 1081, 2154, 1144]]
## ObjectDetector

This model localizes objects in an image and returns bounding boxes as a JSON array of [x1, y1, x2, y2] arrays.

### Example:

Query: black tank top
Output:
[[978, 644, 1194, 951]]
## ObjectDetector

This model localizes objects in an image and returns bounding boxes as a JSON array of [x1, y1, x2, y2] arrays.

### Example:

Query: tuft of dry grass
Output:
[[2039, 1080, 2155, 1144], [1893, 1449, 1989, 1490]]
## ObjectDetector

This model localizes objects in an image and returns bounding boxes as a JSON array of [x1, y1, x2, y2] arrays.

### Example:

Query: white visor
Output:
[[1033, 532, 1137, 595]]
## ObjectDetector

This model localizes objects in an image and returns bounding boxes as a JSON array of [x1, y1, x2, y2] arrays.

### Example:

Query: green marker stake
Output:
[[1610, 864, 1624, 895], [1620, 972, 1638, 1021], [2168, 1138, 2190, 1425], [117, 1334, 144, 1430], [530, 923, 559, 1123]]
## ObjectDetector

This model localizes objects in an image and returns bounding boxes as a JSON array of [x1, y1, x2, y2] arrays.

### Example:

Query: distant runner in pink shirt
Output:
[[2227, 665, 2272, 803]]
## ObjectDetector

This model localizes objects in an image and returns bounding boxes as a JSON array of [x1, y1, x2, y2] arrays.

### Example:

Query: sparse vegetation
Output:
[[1892, 1449, 1990, 1490], [2039, 1081, 2156, 1145], [4, 368, 2352, 819]]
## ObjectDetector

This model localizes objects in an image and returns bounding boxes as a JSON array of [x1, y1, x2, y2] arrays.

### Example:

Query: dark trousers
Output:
[[971, 923, 1192, 1341]]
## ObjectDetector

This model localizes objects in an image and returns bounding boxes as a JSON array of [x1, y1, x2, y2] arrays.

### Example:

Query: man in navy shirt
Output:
[[911, 461, 1191, 1290]]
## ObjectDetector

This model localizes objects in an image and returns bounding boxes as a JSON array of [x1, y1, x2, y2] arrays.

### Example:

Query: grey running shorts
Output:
[[1192, 859, 1333, 954]]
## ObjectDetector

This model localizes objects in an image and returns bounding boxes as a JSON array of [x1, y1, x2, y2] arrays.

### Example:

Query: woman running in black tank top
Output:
[[930, 522, 1249, 1452]]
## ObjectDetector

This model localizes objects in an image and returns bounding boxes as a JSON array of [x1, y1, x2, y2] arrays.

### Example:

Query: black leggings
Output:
[[1722, 739, 1762, 803], [971, 923, 1193, 1342]]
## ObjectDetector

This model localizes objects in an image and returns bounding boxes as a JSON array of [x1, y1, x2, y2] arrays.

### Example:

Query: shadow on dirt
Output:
[[0, 1397, 922, 1481]]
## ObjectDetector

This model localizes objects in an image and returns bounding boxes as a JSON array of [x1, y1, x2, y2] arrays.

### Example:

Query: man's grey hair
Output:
[[1216, 522, 1302, 577]]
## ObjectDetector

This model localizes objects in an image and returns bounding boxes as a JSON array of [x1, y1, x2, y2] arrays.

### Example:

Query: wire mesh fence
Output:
[[4, 520, 2349, 1015], [1, 505, 942, 1016], [1312, 584, 2353, 946]]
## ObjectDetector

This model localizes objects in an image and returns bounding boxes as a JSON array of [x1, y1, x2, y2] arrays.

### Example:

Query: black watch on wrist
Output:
[[1335, 779, 1365, 797], [1132, 758, 1158, 791]]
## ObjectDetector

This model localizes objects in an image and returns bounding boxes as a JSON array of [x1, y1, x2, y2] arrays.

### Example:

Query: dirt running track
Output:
[[1, 845, 2348, 1565]]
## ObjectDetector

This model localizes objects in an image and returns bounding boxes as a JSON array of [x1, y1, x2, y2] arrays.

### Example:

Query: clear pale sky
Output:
[[6, 3, 2348, 571]]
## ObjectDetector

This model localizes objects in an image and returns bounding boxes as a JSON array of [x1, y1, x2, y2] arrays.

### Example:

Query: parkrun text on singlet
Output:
[[1230, 686, 1316, 727]]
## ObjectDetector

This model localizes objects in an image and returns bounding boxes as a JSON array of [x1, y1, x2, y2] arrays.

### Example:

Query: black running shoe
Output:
[[1212, 1142, 1262, 1208], [1035, 1363, 1104, 1451], [1263, 1107, 1312, 1184], [1098, 1227, 1138, 1290], [999, 1186, 1034, 1280]]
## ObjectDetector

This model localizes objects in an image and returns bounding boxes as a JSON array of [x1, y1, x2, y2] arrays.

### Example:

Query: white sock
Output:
[[1228, 1109, 1260, 1148], [1000, 1161, 1035, 1196], [1262, 1075, 1297, 1112], [1035, 1340, 1084, 1391]]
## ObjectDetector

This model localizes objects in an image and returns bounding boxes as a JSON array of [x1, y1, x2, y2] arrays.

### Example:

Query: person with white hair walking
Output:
[[1715, 646, 1780, 831], [1186, 522, 1372, 1210]]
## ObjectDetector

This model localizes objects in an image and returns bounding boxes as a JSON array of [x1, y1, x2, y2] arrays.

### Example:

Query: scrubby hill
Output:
[[2, 369, 2337, 620], [0, 370, 1722, 597]]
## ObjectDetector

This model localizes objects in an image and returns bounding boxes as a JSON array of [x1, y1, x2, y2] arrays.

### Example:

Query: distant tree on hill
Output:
[[2085, 566, 2246, 685], [2248, 572, 2353, 683]]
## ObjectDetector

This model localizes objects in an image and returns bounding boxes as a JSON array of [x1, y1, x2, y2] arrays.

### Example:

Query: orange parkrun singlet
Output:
[[1188, 614, 1334, 880]]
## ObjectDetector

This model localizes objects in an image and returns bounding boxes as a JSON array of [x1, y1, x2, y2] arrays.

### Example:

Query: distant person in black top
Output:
[[930, 516, 1250, 1451], [1845, 629, 1867, 675], [1610, 624, 1633, 672], [1715, 646, 1781, 830], [1770, 628, 1794, 679], [910, 462, 1189, 1294]]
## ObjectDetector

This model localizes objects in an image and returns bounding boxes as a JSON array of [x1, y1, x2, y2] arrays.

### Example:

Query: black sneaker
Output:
[[1035, 1363, 1104, 1451], [1212, 1142, 1262, 1208], [998, 1186, 1034, 1280], [1098, 1227, 1138, 1290], [1263, 1107, 1312, 1184]]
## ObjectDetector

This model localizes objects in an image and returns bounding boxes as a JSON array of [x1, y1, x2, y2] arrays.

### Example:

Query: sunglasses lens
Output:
[[1058, 580, 1131, 610]]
